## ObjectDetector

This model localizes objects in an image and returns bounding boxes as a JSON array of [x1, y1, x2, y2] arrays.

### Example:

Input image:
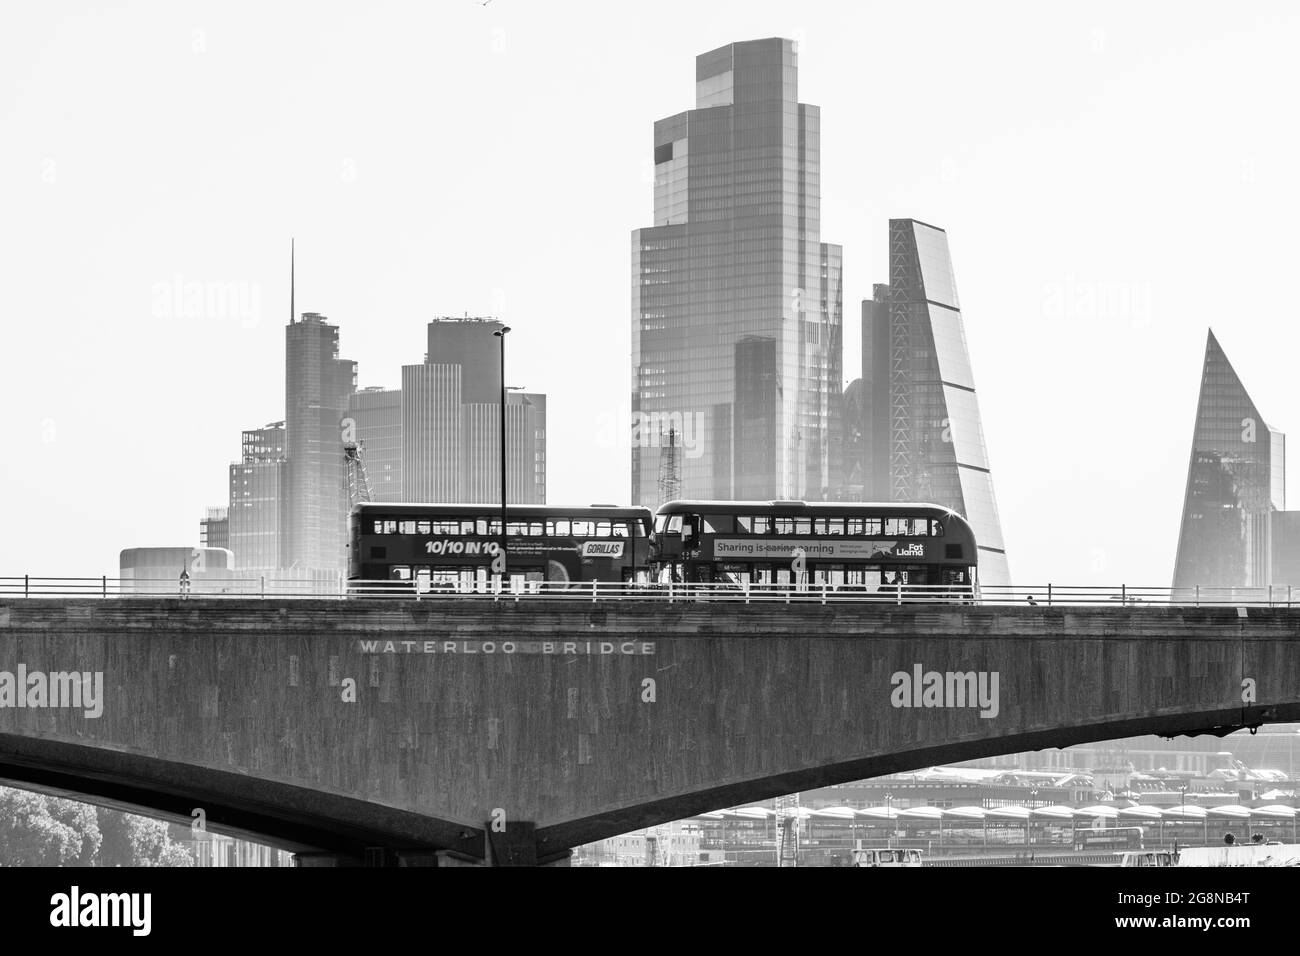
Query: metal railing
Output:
[[1, 576, 1297, 607]]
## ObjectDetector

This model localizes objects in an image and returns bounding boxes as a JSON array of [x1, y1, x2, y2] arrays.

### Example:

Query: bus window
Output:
[[397, 520, 416, 534], [552, 518, 570, 536], [884, 518, 905, 536], [416, 520, 432, 535], [383, 520, 399, 535], [814, 518, 844, 535], [736, 516, 752, 533], [529, 521, 544, 536], [666, 515, 682, 534], [793, 518, 811, 535], [475, 518, 489, 535], [415, 568, 432, 593], [653, 514, 667, 534], [389, 566, 412, 580], [864, 518, 882, 535], [595, 520, 612, 537], [372, 520, 386, 534], [460, 520, 477, 535], [703, 514, 734, 534], [930, 519, 945, 537], [773, 517, 794, 535], [845, 518, 865, 536], [432, 520, 460, 534], [486, 518, 502, 536], [612, 521, 630, 538], [751, 516, 770, 534]]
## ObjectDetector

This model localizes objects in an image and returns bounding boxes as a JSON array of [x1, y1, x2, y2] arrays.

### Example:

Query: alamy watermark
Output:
[[151, 274, 262, 327], [890, 664, 1000, 719], [0, 665, 104, 718]]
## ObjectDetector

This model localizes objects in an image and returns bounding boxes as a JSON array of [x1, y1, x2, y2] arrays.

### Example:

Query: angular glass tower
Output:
[[1172, 330, 1285, 592], [631, 38, 843, 505], [861, 220, 1009, 587]]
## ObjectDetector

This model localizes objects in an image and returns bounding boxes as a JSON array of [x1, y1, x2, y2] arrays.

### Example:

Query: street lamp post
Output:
[[493, 326, 511, 587]]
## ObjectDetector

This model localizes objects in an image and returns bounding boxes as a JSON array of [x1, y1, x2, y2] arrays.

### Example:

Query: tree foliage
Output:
[[0, 787, 193, 867]]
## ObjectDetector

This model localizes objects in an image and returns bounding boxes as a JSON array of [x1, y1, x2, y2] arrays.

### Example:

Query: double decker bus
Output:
[[349, 503, 654, 594], [650, 500, 978, 596]]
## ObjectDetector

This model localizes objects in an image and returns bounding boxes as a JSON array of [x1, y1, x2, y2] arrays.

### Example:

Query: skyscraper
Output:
[[402, 317, 546, 505], [631, 37, 843, 505], [1173, 330, 1285, 592], [284, 312, 357, 575], [857, 220, 1010, 587]]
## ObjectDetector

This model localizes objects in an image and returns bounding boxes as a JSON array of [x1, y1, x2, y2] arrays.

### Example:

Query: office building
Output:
[[228, 422, 287, 572], [1173, 330, 1285, 592], [284, 312, 357, 575], [402, 317, 546, 504], [346, 387, 403, 502], [199, 506, 229, 551], [857, 221, 1009, 587], [630, 37, 843, 504]]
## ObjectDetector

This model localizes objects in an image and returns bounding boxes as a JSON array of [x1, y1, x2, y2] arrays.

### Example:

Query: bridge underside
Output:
[[2, 599, 1299, 864]]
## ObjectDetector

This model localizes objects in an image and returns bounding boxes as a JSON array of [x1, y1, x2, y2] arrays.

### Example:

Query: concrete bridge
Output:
[[0, 599, 1297, 865]]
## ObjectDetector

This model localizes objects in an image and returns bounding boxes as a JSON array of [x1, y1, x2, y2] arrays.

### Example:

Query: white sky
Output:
[[2, 1, 1298, 584]]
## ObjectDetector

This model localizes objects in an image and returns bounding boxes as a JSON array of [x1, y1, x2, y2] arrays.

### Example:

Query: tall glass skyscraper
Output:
[[631, 37, 843, 505], [1173, 330, 1285, 592], [285, 312, 357, 575], [859, 220, 1009, 587]]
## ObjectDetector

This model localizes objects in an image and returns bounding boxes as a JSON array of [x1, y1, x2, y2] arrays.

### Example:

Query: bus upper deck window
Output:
[[382, 519, 398, 535], [572, 519, 595, 536], [416, 520, 432, 535], [930, 519, 944, 536], [793, 518, 811, 535], [846, 518, 864, 535], [751, 516, 769, 534], [736, 516, 752, 533], [553, 518, 571, 536], [612, 521, 629, 537], [529, 521, 544, 536], [773, 517, 793, 535], [864, 518, 882, 535], [596, 520, 612, 537]]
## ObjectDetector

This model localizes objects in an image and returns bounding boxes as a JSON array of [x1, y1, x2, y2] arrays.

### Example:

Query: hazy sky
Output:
[[3, 1, 1298, 584]]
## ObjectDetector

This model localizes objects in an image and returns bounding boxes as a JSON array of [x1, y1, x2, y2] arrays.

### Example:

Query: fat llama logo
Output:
[[890, 664, 1000, 719]]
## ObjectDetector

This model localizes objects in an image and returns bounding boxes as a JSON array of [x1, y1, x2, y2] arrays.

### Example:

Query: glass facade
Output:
[[1172, 330, 1285, 592], [631, 38, 843, 505], [228, 422, 287, 572], [402, 318, 546, 505], [347, 387, 403, 502], [285, 313, 357, 576], [857, 220, 1010, 587]]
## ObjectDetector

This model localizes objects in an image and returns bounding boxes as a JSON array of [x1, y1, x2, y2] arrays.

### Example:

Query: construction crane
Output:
[[343, 438, 373, 508]]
